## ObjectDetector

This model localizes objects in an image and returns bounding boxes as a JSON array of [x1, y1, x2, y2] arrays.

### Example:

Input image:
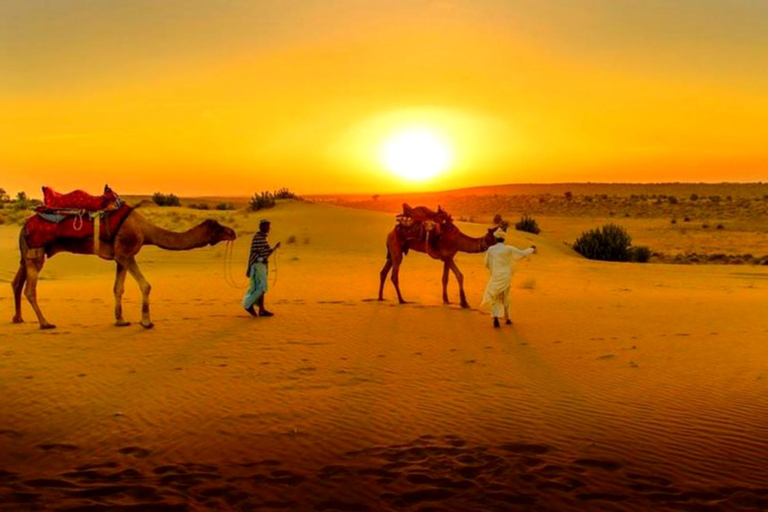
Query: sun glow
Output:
[[381, 128, 453, 181]]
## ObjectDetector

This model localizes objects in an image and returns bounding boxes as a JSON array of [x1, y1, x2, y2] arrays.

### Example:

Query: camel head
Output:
[[482, 227, 502, 251], [201, 219, 237, 245]]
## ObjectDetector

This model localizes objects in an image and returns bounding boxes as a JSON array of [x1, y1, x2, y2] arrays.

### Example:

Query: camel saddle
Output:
[[25, 204, 133, 249], [400, 203, 452, 223], [39, 184, 121, 213], [25, 185, 132, 249]]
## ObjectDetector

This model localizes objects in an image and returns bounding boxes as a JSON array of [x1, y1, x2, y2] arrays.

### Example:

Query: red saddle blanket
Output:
[[24, 204, 134, 249], [42, 185, 120, 212], [401, 203, 452, 223]]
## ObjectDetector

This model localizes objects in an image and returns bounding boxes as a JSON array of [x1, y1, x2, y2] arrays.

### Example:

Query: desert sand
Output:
[[2, 199, 768, 511]]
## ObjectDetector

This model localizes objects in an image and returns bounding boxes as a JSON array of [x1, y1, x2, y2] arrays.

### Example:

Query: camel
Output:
[[378, 222, 499, 308], [11, 210, 236, 329]]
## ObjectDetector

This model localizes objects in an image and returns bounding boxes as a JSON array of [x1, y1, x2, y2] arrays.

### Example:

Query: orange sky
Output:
[[2, 0, 767, 196]]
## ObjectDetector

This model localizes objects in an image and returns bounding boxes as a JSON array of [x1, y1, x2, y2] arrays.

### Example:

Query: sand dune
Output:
[[2, 201, 768, 510]]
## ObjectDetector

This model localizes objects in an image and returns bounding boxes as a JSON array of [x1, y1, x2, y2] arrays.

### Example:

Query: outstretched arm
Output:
[[510, 245, 536, 259]]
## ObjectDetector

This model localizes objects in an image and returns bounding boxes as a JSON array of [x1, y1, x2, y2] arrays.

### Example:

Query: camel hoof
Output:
[[115, 321, 131, 327], [40, 323, 56, 330], [12, 316, 24, 324], [460, 303, 470, 309], [141, 321, 155, 330]]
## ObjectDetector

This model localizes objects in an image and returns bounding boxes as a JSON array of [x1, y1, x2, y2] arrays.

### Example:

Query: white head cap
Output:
[[493, 228, 506, 240]]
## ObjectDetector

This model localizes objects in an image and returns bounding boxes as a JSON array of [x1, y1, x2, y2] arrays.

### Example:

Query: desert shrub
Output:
[[630, 246, 652, 263], [0, 188, 8, 203], [671, 218, 677, 224], [274, 188, 297, 200], [668, 196, 678, 205], [152, 192, 181, 207], [702, 223, 710, 229], [515, 215, 541, 235], [564, 191, 573, 201], [684, 217, 691, 222], [690, 194, 699, 201], [188, 203, 210, 210], [286, 235, 297, 244], [572, 224, 633, 262], [12, 191, 31, 211], [249, 191, 276, 211], [215, 202, 235, 211], [716, 224, 725, 230]]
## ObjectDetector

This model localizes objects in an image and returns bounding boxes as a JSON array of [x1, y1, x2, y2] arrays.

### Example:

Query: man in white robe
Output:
[[481, 229, 536, 328]]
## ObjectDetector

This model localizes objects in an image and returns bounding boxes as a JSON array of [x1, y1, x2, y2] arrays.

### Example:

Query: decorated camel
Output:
[[12, 187, 236, 329], [378, 205, 499, 308]]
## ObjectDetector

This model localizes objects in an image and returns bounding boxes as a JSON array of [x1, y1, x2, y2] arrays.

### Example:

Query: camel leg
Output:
[[378, 259, 393, 301], [23, 256, 56, 329], [113, 262, 131, 327], [391, 255, 407, 304], [448, 259, 469, 309], [123, 257, 154, 329], [442, 260, 451, 304], [11, 263, 27, 323]]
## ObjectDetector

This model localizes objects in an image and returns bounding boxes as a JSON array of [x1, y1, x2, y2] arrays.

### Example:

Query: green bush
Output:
[[515, 215, 541, 235], [152, 192, 181, 207], [274, 188, 298, 200], [12, 191, 31, 211], [249, 191, 276, 211], [215, 202, 235, 211], [572, 224, 633, 262], [630, 246, 652, 263]]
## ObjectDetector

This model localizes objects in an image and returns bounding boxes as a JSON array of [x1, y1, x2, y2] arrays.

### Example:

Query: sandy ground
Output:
[[2, 201, 768, 511]]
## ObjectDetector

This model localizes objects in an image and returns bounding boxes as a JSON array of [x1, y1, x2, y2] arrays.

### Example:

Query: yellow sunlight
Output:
[[381, 128, 453, 181]]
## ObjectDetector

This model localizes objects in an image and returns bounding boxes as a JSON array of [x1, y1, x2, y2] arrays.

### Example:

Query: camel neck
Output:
[[453, 230, 490, 253], [143, 223, 211, 251]]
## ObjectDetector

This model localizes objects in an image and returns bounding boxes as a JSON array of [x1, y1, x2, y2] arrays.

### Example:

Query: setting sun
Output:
[[381, 128, 453, 181]]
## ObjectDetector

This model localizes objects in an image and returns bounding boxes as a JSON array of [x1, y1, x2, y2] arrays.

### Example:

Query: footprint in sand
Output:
[[38, 443, 78, 452], [0, 429, 22, 439], [573, 458, 624, 471], [118, 446, 151, 458], [499, 443, 553, 455], [576, 492, 630, 502]]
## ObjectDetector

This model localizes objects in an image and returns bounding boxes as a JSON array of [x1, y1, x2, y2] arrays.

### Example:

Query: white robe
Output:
[[481, 243, 534, 318]]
